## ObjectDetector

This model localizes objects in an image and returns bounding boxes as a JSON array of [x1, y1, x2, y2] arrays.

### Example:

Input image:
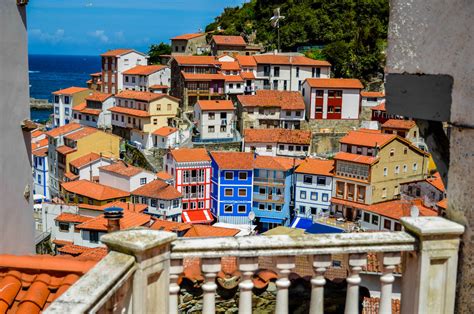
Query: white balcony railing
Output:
[[45, 217, 464, 314]]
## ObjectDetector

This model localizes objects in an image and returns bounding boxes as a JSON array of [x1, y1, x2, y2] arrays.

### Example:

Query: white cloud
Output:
[[29, 28, 66, 44], [89, 30, 109, 43]]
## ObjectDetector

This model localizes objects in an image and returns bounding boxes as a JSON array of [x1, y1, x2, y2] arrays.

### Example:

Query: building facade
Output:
[[99, 161, 157, 193], [122, 65, 170, 92], [171, 33, 208, 55], [52, 87, 90, 127], [193, 100, 236, 142], [72, 92, 114, 129], [243, 128, 312, 158]]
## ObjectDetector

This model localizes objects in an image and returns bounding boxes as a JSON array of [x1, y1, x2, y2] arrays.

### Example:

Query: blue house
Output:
[[32, 147, 50, 200], [253, 156, 299, 231], [210, 152, 255, 224]]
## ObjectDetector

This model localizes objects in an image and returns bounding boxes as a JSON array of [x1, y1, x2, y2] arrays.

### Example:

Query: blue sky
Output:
[[27, 0, 246, 55]]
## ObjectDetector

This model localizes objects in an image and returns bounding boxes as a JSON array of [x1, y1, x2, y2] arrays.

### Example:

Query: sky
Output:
[[27, 0, 246, 56]]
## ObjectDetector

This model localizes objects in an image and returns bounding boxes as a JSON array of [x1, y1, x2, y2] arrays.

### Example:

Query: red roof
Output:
[[371, 101, 386, 111], [73, 102, 102, 116], [100, 48, 136, 57], [224, 75, 244, 82], [55, 213, 92, 224], [149, 84, 169, 90], [181, 209, 214, 224], [115, 90, 166, 102], [382, 119, 417, 130], [31, 130, 45, 138], [235, 55, 257, 67], [240, 71, 255, 79], [340, 129, 396, 148], [75, 210, 151, 231], [64, 126, 98, 140], [426, 172, 445, 192], [131, 180, 182, 200], [150, 219, 192, 232], [437, 198, 448, 209], [305, 78, 364, 89], [32, 147, 48, 157], [295, 159, 334, 176], [173, 56, 218, 66], [52, 87, 88, 95], [237, 90, 305, 110], [220, 62, 241, 71], [244, 128, 311, 145], [211, 35, 246, 46], [334, 152, 379, 165], [253, 54, 331, 66], [69, 152, 101, 169], [171, 33, 205, 40], [45, 123, 82, 138], [170, 148, 211, 163], [123, 65, 167, 75], [90, 72, 101, 77], [62, 180, 130, 201], [32, 138, 48, 151], [183, 224, 240, 237], [75, 247, 108, 262], [85, 92, 112, 102], [181, 72, 226, 81], [157, 171, 173, 181], [196, 100, 234, 111], [361, 91, 385, 98], [99, 161, 148, 177], [366, 199, 438, 221], [254, 156, 302, 171], [210, 151, 255, 170], [108, 106, 150, 117], [56, 145, 76, 155], [153, 126, 178, 137], [63, 172, 79, 181]]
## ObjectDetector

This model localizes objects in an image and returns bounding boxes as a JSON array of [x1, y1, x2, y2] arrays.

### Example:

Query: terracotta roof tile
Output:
[[55, 213, 92, 224], [99, 161, 147, 177], [69, 152, 101, 169], [361, 91, 385, 98], [334, 152, 379, 165], [240, 71, 255, 79], [31, 130, 45, 138], [171, 33, 205, 40], [76, 248, 108, 262], [295, 159, 334, 176], [237, 90, 305, 110], [244, 128, 311, 145], [131, 180, 182, 200], [62, 180, 130, 201], [224, 75, 244, 82], [45, 123, 82, 138], [253, 54, 331, 66], [56, 145, 76, 155], [150, 219, 192, 232], [153, 126, 178, 137], [75, 210, 151, 231], [426, 172, 445, 192], [52, 239, 73, 247], [115, 90, 165, 102], [64, 126, 98, 140], [149, 84, 169, 90], [32, 147, 48, 157], [100, 48, 135, 57], [340, 129, 396, 147], [52, 87, 88, 95], [254, 155, 302, 171], [371, 101, 386, 111], [437, 198, 448, 209], [382, 119, 417, 130], [108, 106, 150, 117], [90, 72, 101, 77], [212, 35, 246, 46], [183, 224, 240, 237], [157, 171, 173, 181], [85, 92, 112, 102], [196, 99, 234, 111], [181, 72, 226, 81], [235, 55, 257, 67], [32, 138, 48, 151], [123, 65, 167, 75], [305, 78, 364, 89], [57, 244, 89, 256], [220, 62, 241, 71], [366, 199, 438, 221], [173, 56, 218, 65], [170, 148, 211, 163], [211, 151, 255, 170]]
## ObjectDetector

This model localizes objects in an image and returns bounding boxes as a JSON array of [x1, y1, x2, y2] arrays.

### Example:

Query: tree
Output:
[[148, 43, 171, 64]]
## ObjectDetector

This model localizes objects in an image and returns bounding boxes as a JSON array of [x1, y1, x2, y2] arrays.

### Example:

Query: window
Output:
[[390, 149, 395, 157], [167, 104, 172, 111], [224, 204, 233, 213], [322, 193, 328, 202], [395, 165, 400, 174], [266, 145, 272, 152], [259, 187, 266, 195], [159, 203, 165, 209], [59, 222, 69, 232], [37, 174, 41, 184], [317, 177, 326, 185], [54, 95, 59, 103], [64, 96, 70, 104], [220, 125, 227, 132], [225, 171, 234, 180], [300, 190, 307, 199], [259, 203, 265, 210], [283, 80, 287, 90], [363, 212, 370, 223], [372, 215, 379, 225], [224, 188, 233, 197], [296, 67, 300, 77], [64, 108, 70, 115], [275, 204, 282, 212], [238, 204, 246, 213], [384, 219, 392, 230], [140, 177, 147, 185], [403, 165, 407, 172], [151, 199, 157, 207], [238, 189, 247, 197], [382, 187, 387, 198], [383, 167, 388, 176], [208, 112, 215, 120], [229, 83, 234, 89], [310, 192, 317, 201], [316, 90, 324, 97], [208, 126, 215, 133], [182, 203, 188, 210], [279, 144, 285, 151], [299, 206, 305, 214], [394, 222, 402, 231], [132, 77, 136, 83], [90, 231, 99, 243], [413, 163, 418, 171], [239, 172, 247, 180], [404, 147, 408, 154], [274, 67, 280, 77], [332, 260, 341, 268], [237, 83, 241, 88]]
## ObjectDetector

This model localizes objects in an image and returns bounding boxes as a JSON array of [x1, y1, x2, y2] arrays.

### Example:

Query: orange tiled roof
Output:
[[31, 130, 45, 138], [426, 172, 445, 192], [56, 145, 76, 155], [75, 247, 108, 261], [72, 102, 87, 112], [149, 84, 169, 89], [181, 209, 214, 224], [212, 35, 246, 46], [99, 161, 147, 177], [244, 128, 311, 145], [32, 138, 48, 150], [102, 201, 148, 213], [173, 56, 218, 65], [52, 87, 88, 95], [366, 199, 438, 221], [334, 152, 379, 165], [55, 213, 92, 224], [64, 126, 98, 140], [224, 75, 244, 82], [131, 179, 182, 200], [254, 155, 302, 171], [75, 210, 151, 231], [100, 48, 135, 57], [361, 91, 385, 98], [237, 90, 305, 110], [220, 61, 241, 71], [240, 71, 255, 79], [235, 55, 257, 67], [62, 180, 130, 201], [45, 123, 82, 138], [295, 158, 334, 176], [305, 78, 364, 89], [52, 239, 73, 247], [171, 33, 205, 40], [253, 54, 331, 66], [150, 219, 192, 232], [170, 148, 211, 163], [90, 72, 101, 77], [123, 65, 167, 75], [63, 172, 79, 181], [340, 129, 396, 147], [371, 101, 386, 111], [115, 90, 165, 102], [183, 224, 240, 238], [157, 171, 173, 181], [382, 119, 417, 130], [153, 126, 178, 137], [108, 106, 150, 117], [181, 72, 226, 81], [69, 152, 101, 169], [57, 244, 90, 256], [32, 147, 48, 157], [197, 99, 234, 111], [437, 198, 448, 209], [211, 151, 255, 170], [0, 254, 97, 313], [85, 92, 112, 102]]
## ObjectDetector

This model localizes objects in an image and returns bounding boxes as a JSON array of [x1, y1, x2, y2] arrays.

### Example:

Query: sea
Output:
[[29, 54, 101, 123]]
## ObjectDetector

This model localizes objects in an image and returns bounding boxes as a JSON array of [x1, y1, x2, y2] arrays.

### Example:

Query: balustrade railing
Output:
[[46, 217, 464, 314]]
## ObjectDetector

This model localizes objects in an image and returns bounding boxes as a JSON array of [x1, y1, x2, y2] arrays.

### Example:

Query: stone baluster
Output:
[[275, 256, 295, 314], [169, 258, 183, 314], [309, 254, 332, 314], [378, 252, 401, 314], [201, 257, 221, 314], [238, 256, 259, 314], [344, 253, 367, 314]]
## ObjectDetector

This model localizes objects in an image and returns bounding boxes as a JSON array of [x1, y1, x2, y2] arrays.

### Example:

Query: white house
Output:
[[122, 65, 171, 92], [131, 179, 183, 221], [253, 53, 331, 92], [98, 161, 157, 192], [72, 92, 115, 129], [235, 55, 258, 95], [66, 152, 113, 182], [294, 159, 334, 219], [52, 87, 90, 127], [152, 126, 180, 149], [243, 128, 312, 158], [302, 78, 363, 120], [361, 91, 385, 107], [193, 100, 236, 142]]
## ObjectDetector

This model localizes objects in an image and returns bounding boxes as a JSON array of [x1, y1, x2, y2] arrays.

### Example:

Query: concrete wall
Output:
[[0, 1, 35, 254]]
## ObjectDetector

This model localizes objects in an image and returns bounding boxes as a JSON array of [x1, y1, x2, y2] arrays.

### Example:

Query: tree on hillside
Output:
[[148, 43, 171, 64]]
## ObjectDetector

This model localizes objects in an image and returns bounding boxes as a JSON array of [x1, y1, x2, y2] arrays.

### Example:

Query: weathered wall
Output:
[[0, 1, 35, 253]]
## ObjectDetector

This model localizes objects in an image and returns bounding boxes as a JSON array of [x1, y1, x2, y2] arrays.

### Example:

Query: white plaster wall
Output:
[[116, 52, 147, 92], [77, 159, 113, 180], [341, 89, 360, 119], [243, 142, 277, 156]]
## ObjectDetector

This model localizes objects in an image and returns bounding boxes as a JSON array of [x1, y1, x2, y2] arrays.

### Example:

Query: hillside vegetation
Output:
[[205, 0, 389, 84]]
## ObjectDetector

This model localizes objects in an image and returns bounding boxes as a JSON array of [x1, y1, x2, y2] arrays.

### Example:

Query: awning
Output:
[[259, 217, 283, 224], [181, 209, 214, 224], [306, 222, 345, 234], [290, 217, 313, 230]]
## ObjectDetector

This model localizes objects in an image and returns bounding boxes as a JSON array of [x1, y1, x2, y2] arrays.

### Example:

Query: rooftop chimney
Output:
[[104, 206, 123, 233]]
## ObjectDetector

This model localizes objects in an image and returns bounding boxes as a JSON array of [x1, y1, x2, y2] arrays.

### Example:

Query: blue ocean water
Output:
[[29, 54, 101, 122]]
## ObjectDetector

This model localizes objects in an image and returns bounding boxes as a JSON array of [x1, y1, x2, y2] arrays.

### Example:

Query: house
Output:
[[182, 224, 240, 237], [210, 152, 254, 224], [235, 55, 258, 94], [163, 148, 212, 214], [109, 90, 180, 149], [294, 159, 334, 219], [62, 180, 130, 205], [370, 101, 404, 124], [99, 161, 157, 192], [122, 65, 170, 92], [52, 87, 91, 127], [243, 128, 312, 158], [253, 156, 300, 231], [152, 126, 180, 149], [72, 92, 114, 129], [302, 78, 364, 120], [87, 72, 102, 91], [400, 172, 446, 208], [66, 152, 113, 182], [46, 123, 121, 198], [381, 119, 424, 148], [236, 90, 306, 130], [253, 53, 331, 92], [171, 33, 208, 55], [131, 179, 182, 221], [193, 100, 236, 142], [32, 131, 50, 201], [100, 49, 147, 94], [331, 129, 430, 221], [360, 91, 385, 107], [149, 219, 192, 236], [210, 35, 247, 56]]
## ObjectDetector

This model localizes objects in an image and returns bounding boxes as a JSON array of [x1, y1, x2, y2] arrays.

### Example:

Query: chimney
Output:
[[104, 206, 123, 233]]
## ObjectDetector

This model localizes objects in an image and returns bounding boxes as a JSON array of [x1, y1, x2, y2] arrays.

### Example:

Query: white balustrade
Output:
[[344, 253, 367, 314], [309, 254, 332, 314], [238, 256, 259, 314], [275, 256, 295, 314], [169, 258, 183, 314], [378, 252, 401, 313], [201, 257, 221, 314]]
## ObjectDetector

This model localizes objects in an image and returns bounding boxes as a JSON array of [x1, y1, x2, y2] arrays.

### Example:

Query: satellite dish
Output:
[[410, 205, 419, 217], [248, 211, 255, 221]]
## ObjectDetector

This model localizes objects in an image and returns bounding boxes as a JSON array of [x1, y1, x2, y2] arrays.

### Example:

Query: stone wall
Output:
[[193, 142, 242, 152]]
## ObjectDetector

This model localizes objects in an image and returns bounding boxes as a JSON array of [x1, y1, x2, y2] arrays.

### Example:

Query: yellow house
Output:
[[332, 129, 429, 220], [61, 180, 130, 206]]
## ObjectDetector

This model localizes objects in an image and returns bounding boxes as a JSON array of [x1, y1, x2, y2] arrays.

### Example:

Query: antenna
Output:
[[269, 8, 285, 53]]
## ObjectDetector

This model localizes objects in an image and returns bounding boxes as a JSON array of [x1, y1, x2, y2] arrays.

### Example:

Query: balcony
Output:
[[254, 176, 285, 185], [254, 193, 284, 203], [45, 217, 464, 314]]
